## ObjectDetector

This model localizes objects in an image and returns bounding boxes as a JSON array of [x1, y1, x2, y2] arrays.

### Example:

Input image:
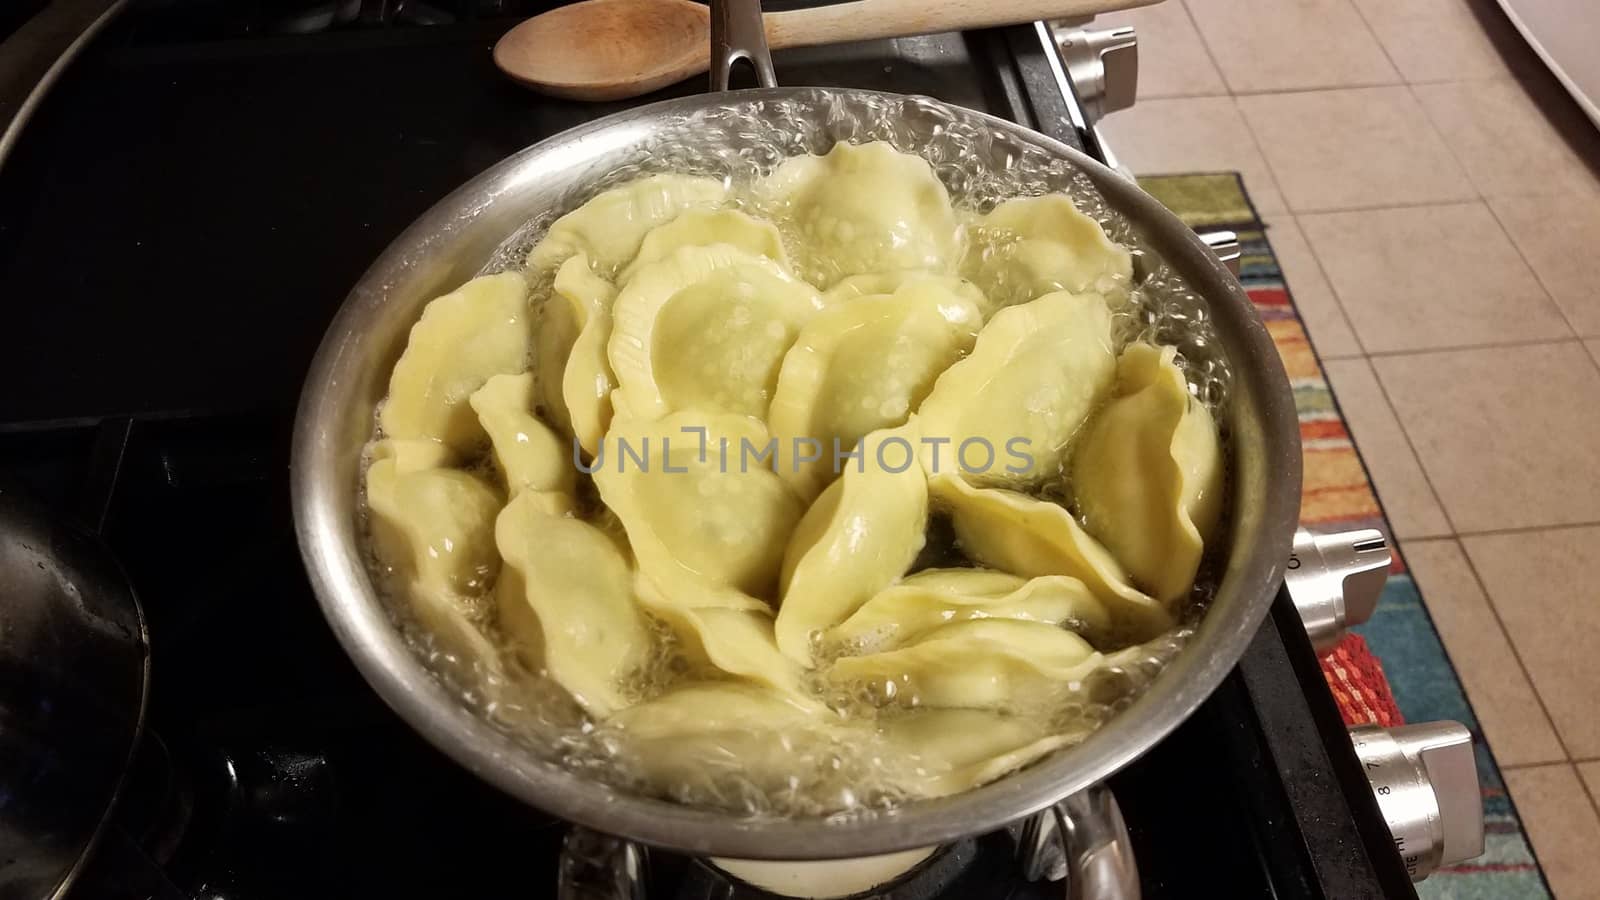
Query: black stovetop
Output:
[[0, 4, 1415, 898]]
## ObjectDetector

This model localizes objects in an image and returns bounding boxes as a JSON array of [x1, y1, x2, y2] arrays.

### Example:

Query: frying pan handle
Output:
[[1017, 785, 1142, 900], [710, 0, 779, 92]]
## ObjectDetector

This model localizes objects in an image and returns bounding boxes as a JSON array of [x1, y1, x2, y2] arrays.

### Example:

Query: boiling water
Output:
[[379, 90, 1231, 819]]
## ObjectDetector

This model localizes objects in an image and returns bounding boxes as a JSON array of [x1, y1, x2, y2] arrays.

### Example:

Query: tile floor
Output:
[[1095, 0, 1600, 894]]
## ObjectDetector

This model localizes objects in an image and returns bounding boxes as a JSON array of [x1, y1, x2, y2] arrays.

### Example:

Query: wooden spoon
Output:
[[494, 0, 1141, 101]]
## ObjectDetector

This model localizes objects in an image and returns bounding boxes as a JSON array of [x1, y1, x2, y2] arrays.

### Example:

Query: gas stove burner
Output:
[[678, 839, 988, 900], [555, 826, 1075, 900]]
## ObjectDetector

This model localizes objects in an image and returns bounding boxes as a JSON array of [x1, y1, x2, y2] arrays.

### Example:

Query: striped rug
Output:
[[1139, 173, 1552, 899]]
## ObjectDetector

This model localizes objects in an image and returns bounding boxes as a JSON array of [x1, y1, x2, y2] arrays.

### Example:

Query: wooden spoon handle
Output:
[[763, 0, 1136, 49]]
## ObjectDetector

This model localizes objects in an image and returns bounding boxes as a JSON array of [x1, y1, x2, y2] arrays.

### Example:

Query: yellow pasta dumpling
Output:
[[365, 443, 503, 669], [468, 372, 575, 500], [768, 279, 982, 500], [874, 709, 1087, 798], [535, 252, 618, 452], [760, 141, 962, 287], [915, 290, 1116, 488], [528, 173, 728, 275], [495, 490, 653, 717], [827, 619, 1102, 712], [636, 579, 818, 705], [932, 475, 1173, 641], [820, 270, 991, 315], [380, 272, 531, 455], [1072, 343, 1223, 605], [829, 568, 1111, 654], [965, 195, 1133, 308], [618, 209, 790, 284], [776, 426, 928, 665], [594, 412, 804, 609], [606, 683, 848, 807], [608, 244, 826, 421]]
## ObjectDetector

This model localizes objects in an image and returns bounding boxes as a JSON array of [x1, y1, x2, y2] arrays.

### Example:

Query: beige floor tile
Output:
[[1373, 342, 1600, 532], [1589, 340, 1600, 367], [1322, 360, 1452, 537], [1238, 88, 1475, 212], [1300, 202, 1570, 352], [1490, 190, 1600, 337], [1095, 2, 1226, 100], [1580, 762, 1600, 801], [1402, 539, 1565, 765], [1503, 765, 1600, 899], [1350, 0, 1514, 82], [1183, 0, 1399, 93], [1415, 78, 1600, 199], [1098, 97, 1285, 214], [1260, 215, 1362, 359], [1464, 527, 1600, 758]]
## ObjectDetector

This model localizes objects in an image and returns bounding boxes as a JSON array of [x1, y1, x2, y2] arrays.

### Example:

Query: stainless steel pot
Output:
[[290, 0, 1301, 866]]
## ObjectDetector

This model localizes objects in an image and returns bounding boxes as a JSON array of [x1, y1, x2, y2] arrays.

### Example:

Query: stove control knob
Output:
[[1052, 25, 1138, 123], [1349, 723, 1485, 881], [1284, 528, 1390, 653]]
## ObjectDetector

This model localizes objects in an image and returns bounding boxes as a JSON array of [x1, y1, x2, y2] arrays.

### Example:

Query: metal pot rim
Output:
[[290, 86, 1303, 860]]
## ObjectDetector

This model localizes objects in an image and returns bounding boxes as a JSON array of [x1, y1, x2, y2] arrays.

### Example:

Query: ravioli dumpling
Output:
[[830, 569, 1110, 654], [608, 244, 826, 421], [536, 252, 618, 453], [964, 195, 1133, 308], [768, 280, 982, 500], [380, 272, 531, 454], [365, 445, 503, 669], [827, 619, 1101, 712], [915, 290, 1116, 487], [495, 490, 652, 717], [468, 372, 575, 500], [776, 426, 928, 665], [528, 173, 728, 275], [761, 141, 961, 287], [618, 209, 789, 284], [1072, 343, 1223, 605], [594, 412, 804, 608], [932, 475, 1172, 640]]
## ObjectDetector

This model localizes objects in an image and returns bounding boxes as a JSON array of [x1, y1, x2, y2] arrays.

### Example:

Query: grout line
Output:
[[1135, 90, 1234, 102], [1226, 81, 1405, 99], [1268, 214, 1366, 356], [1454, 520, 1600, 539], [1363, 336, 1586, 360], [1501, 760, 1573, 772], [1344, 0, 1408, 86], [1364, 359, 1461, 533], [1284, 195, 1484, 217], [1175, 0, 1240, 96], [1337, 357, 1456, 534], [1452, 541, 1576, 763], [1481, 196, 1584, 340], [1404, 79, 1489, 204]]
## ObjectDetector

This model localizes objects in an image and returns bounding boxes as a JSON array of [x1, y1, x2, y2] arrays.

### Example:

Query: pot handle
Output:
[[710, 0, 779, 92], [1015, 785, 1142, 900]]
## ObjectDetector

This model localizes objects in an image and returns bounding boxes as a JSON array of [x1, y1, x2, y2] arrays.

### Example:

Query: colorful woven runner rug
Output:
[[1139, 173, 1552, 899]]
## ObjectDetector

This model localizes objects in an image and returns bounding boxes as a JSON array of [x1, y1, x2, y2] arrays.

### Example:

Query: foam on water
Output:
[[373, 90, 1232, 818]]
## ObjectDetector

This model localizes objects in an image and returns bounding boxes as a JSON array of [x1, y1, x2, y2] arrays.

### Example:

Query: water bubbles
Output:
[[437, 90, 1236, 819]]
